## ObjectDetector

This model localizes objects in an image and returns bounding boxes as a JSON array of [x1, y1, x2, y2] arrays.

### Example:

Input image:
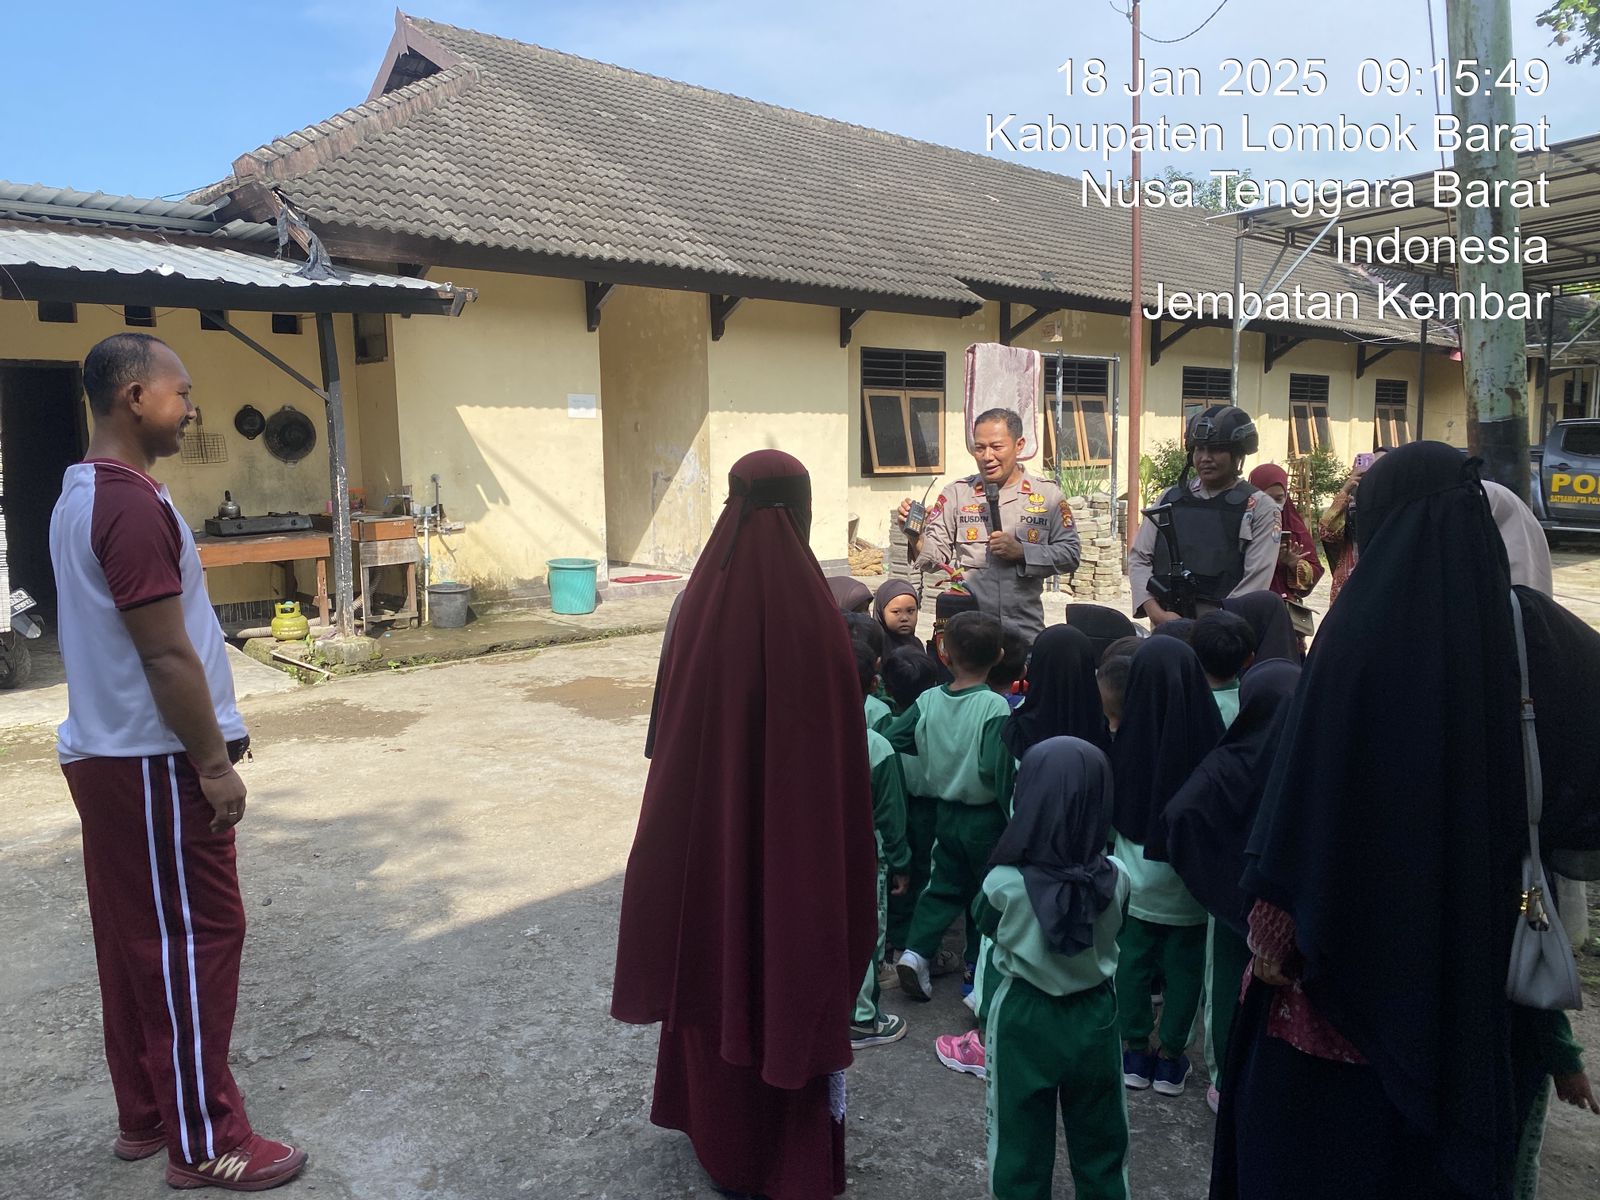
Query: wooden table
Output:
[[194, 531, 332, 627]]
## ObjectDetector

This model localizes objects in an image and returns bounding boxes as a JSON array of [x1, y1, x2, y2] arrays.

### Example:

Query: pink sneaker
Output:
[[934, 1030, 986, 1080]]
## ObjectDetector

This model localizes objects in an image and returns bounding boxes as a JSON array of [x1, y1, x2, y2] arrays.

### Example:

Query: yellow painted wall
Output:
[[395, 269, 606, 598], [705, 299, 850, 564], [597, 286, 712, 571], [352, 322, 404, 503], [0, 299, 367, 604]]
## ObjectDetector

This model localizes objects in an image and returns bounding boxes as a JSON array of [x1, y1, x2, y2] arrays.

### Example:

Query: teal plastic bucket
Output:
[[547, 558, 600, 615]]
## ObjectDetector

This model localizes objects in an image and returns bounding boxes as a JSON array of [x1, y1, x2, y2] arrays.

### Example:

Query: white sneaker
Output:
[[896, 949, 933, 1001]]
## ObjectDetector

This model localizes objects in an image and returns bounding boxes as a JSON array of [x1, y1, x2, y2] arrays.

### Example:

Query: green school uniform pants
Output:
[[886, 794, 937, 950], [907, 800, 1008, 962], [1205, 919, 1253, 1090], [986, 976, 1130, 1200], [853, 859, 889, 1026], [1115, 915, 1206, 1059]]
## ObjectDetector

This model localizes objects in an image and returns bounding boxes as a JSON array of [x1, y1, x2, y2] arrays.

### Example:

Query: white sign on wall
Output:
[[567, 393, 598, 419]]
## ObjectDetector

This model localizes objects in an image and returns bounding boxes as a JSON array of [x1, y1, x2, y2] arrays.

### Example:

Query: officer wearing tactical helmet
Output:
[[1127, 404, 1281, 624]]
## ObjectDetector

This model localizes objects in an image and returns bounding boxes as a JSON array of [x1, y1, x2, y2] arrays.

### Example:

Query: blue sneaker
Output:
[[1122, 1049, 1155, 1089], [1152, 1054, 1191, 1096]]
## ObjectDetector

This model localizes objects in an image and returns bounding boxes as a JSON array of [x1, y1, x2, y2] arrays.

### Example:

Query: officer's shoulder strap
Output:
[[1225, 479, 1259, 504]]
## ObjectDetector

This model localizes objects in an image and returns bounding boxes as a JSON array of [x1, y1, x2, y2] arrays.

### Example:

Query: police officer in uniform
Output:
[[898, 408, 1081, 642], [1128, 405, 1281, 625]]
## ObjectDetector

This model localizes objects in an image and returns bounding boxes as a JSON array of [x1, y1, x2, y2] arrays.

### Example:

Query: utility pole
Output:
[[1126, 0, 1145, 546], [1447, 0, 1530, 500]]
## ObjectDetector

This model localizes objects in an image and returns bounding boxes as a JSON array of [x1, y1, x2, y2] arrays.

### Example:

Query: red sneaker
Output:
[[113, 1126, 166, 1161], [165, 1134, 307, 1191]]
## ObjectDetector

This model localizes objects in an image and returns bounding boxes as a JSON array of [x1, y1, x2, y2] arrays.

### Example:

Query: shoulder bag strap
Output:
[[1510, 589, 1543, 863]]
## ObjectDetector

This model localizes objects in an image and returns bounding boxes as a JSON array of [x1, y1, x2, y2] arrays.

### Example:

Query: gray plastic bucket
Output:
[[427, 581, 472, 628]]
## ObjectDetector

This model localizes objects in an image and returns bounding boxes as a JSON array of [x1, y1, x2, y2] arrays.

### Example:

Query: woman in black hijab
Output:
[[1109, 637, 1225, 1094], [1002, 625, 1108, 758], [1220, 591, 1301, 665], [1158, 658, 1301, 1103], [1214, 442, 1600, 1200]]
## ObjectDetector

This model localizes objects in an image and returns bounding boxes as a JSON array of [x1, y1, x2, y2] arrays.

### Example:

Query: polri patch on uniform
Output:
[[1027, 528, 1041, 543], [1059, 500, 1074, 526], [964, 526, 981, 542]]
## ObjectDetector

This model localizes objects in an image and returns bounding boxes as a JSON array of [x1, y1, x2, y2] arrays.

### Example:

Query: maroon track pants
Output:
[[63, 753, 253, 1165]]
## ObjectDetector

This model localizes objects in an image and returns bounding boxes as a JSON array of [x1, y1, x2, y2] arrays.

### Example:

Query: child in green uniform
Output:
[[887, 611, 1014, 1001], [1108, 638, 1224, 1098], [851, 641, 911, 1048], [979, 736, 1130, 1200], [1190, 611, 1256, 728], [846, 614, 894, 732], [881, 646, 950, 971]]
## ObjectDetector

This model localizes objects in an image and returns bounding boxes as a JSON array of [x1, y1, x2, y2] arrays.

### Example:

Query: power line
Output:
[[1114, 0, 1233, 44]]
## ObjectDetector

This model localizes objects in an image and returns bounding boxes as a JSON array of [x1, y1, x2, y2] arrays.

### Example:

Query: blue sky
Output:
[[3, 0, 1592, 200]]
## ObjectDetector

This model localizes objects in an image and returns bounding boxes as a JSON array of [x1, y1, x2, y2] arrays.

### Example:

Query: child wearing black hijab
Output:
[[979, 737, 1131, 1200], [873, 579, 923, 654], [1109, 637, 1224, 1098], [1003, 625, 1109, 756], [1158, 659, 1301, 1113]]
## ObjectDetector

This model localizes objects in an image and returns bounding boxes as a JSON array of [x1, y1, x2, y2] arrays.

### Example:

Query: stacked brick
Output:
[[1065, 491, 1125, 602]]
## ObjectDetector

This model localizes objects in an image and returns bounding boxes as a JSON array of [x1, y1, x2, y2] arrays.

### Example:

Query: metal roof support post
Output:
[[1230, 230, 1244, 407], [1541, 300, 1555, 435], [1418, 318, 1429, 441], [315, 312, 356, 640]]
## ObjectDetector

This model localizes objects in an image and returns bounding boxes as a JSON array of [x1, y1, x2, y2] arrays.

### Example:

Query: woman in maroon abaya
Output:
[[613, 450, 878, 1200]]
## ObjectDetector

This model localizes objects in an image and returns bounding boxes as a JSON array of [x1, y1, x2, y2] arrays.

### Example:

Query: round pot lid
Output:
[[264, 405, 318, 464], [233, 404, 266, 440]]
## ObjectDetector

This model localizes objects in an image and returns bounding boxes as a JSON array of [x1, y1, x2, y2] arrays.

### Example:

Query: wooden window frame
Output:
[[1287, 374, 1331, 457], [1374, 379, 1411, 448], [861, 387, 945, 476], [1042, 393, 1113, 468]]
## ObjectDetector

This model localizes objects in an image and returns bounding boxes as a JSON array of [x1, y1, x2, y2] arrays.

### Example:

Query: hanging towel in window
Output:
[[964, 343, 1040, 460]]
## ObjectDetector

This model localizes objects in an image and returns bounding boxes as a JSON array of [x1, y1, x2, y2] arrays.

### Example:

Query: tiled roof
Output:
[[226, 13, 1448, 345]]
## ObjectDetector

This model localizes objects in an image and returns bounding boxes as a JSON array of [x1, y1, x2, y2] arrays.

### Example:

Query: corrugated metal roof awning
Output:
[[0, 224, 474, 315], [1232, 133, 1600, 295]]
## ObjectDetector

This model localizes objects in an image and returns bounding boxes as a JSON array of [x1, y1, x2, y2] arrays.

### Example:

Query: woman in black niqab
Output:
[[989, 737, 1118, 956], [1002, 625, 1108, 758], [1215, 441, 1600, 1200]]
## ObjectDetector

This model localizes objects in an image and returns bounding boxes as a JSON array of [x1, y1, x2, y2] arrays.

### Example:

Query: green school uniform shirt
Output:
[[1212, 679, 1241, 729], [866, 728, 911, 873], [976, 860, 1131, 997], [883, 683, 1016, 809], [1112, 832, 1208, 926], [864, 693, 893, 734]]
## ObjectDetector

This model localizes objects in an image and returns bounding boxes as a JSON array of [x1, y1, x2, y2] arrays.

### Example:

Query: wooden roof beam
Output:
[[709, 293, 743, 341]]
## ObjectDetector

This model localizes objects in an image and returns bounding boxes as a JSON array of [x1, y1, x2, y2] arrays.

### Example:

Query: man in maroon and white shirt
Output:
[[51, 333, 306, 1191]]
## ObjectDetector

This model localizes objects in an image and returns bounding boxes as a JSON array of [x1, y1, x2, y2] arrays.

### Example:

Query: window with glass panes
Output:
[[1374, 379, 1411, 447], [860, 349, 945, 475], [1541, 377, 1593, 438], [1181, 367, 1232, 430], [1041, 358, 1111, 466], [1288, 374, 1332, 455]]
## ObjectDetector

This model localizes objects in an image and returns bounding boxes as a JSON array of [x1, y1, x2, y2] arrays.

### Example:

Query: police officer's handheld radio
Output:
[[1140, 502, 1199, 620]]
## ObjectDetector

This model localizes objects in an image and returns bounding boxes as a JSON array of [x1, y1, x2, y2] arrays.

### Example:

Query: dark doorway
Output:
[[1, 363, 86, 614]]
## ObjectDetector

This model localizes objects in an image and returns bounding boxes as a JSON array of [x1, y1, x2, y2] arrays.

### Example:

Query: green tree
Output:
[[1539, 0, 1600, 65], [1160, 166, 1255, 214]]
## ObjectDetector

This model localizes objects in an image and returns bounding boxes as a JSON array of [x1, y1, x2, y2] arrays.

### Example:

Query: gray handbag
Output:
[[1505, 590, 1584, 1012]]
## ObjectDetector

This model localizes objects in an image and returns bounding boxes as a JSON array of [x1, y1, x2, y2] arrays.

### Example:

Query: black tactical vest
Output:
[[1150, 478, 1256, 603]]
